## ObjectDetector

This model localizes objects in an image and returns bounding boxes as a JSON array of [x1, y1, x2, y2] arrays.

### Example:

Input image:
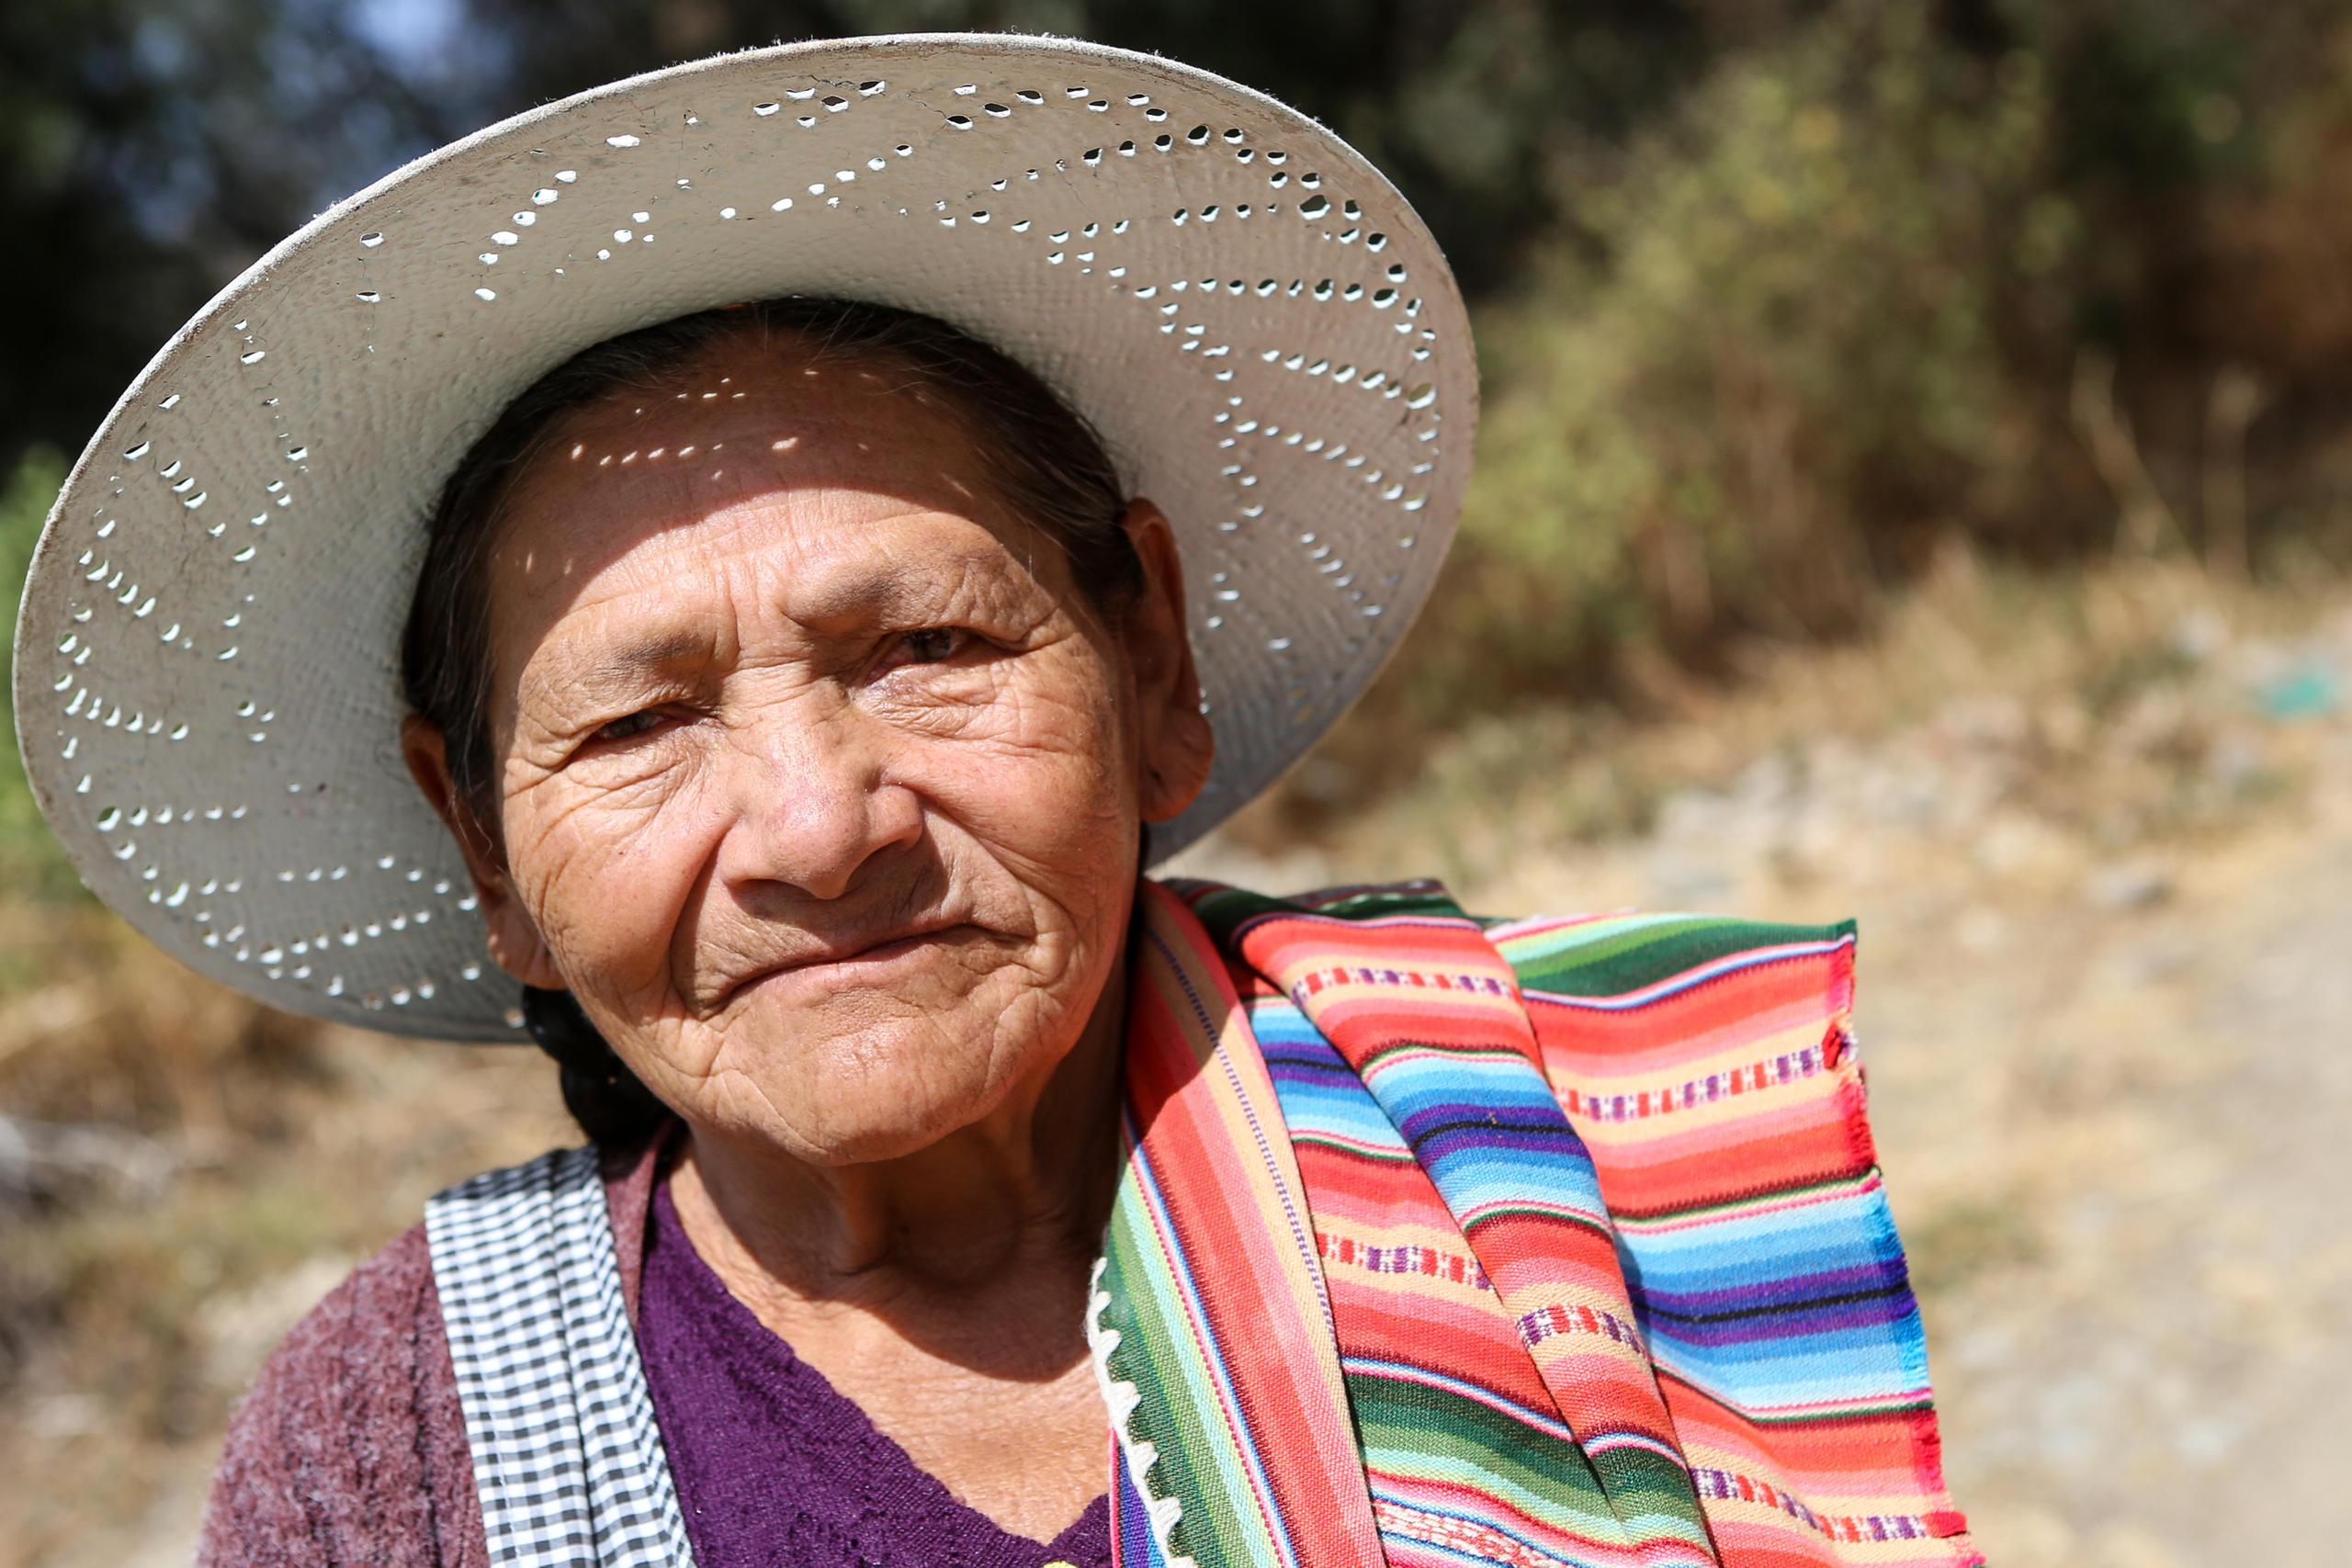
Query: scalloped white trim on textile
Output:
[[1086, 1255, 1201, 1568]]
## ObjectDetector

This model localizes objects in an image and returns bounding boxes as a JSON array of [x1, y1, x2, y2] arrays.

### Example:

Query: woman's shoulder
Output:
[[197, 1135, 665, 1566], [197, 1224, 485, 1566]]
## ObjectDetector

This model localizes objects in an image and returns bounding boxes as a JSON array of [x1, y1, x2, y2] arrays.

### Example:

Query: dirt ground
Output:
[[4, 558, 2346, 1566]]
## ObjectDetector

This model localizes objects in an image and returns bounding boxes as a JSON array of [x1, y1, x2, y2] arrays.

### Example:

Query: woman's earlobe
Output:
[[481, 899, 569, 990], [1139, 684, 1215, 821]]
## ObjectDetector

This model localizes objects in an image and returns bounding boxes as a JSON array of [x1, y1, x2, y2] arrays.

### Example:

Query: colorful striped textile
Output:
[[1091, 885, 1385, 1567], [1091, 879, 1976, 1568]]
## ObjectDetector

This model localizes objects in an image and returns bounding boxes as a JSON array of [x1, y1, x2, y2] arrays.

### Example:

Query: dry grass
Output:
[[1223, 546, 2350, 890], [0, 929, 569, 1568]]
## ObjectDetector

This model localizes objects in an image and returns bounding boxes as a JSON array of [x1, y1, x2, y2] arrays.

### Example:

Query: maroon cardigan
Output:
[[196, 1141, 666, 1568]]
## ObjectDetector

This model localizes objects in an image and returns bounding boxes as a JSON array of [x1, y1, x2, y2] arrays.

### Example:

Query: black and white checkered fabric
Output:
[[425, 1146, 697, 1566]]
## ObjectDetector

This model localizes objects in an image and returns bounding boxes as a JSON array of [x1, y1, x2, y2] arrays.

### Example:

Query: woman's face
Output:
[[406, 339, 1211, 1165]]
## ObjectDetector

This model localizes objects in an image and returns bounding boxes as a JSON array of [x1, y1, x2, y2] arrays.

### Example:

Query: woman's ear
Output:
[[1114, 500, 1216, 823], [399, 715, 568, 990]]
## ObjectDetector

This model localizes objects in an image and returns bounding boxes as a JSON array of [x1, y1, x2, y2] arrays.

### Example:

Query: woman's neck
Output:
[[667, 956, 1126, 1325], [662, 953, 1129, 1540]]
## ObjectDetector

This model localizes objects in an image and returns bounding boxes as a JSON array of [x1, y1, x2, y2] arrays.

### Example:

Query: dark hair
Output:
[[401, 297, 1141, 1147], [520, 986, 673, 1148]]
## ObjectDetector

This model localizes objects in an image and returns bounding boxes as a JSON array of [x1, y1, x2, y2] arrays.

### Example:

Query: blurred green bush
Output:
[[1336, 0, 2352, 753], [1429, 3, 2074, 705]]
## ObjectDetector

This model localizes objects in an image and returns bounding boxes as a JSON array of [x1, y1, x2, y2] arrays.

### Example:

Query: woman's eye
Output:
[[893, 627, 964, 666], [594, 709, 664, 741]]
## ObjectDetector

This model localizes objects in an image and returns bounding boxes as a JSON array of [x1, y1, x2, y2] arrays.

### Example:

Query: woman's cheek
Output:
[[934, 671, 1128, 846], [512, 760, 710, 999]]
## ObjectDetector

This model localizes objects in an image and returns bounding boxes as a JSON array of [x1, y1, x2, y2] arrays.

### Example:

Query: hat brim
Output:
[[12, 33, 1475, 1041]]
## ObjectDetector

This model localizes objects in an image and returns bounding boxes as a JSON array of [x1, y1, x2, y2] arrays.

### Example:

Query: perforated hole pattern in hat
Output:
[[17, 39, 1473, 1039]]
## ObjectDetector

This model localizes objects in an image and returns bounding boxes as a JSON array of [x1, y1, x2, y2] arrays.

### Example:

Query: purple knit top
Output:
[[637, 1181, 1114, 1568]]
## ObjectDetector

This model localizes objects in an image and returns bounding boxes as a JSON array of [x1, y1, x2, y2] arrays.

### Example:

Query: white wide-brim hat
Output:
[[12, 33, 1475, 1041]]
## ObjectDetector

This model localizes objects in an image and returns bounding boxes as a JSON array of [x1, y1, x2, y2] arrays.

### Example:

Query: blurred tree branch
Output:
[[2072, 347, 2179, 558]]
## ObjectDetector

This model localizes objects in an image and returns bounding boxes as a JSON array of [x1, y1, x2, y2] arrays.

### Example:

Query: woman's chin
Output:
[[690, 1033, 1035, 1168], [723, 1089, 1002, 1168]]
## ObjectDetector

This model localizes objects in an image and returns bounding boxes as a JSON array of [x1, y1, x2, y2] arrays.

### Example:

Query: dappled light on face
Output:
[[546, 367, 912, 487], [504, 545, 586, 593], [519, 354, 1012, 539], [471, 342, 1109, 698], [482, 352, 1073, 660], [587, 441, 733, 469]]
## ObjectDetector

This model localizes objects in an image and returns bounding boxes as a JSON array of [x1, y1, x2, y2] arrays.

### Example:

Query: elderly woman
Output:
[[15, 35, 1976, 1568]]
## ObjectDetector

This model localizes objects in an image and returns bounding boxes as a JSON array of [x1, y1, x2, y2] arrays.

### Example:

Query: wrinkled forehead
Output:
[[499, 337, 1020, 563], [480, 343, 1070, 650]]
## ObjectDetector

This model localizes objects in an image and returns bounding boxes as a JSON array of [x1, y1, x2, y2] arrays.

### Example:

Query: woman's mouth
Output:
[[720, 919, 979, 1004]]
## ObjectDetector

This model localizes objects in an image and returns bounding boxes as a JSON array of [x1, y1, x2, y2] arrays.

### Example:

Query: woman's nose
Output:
[[715, 705, 922, 901]]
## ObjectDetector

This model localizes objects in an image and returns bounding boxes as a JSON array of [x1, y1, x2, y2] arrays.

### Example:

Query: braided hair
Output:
[[519, 987, 674, 1149]]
